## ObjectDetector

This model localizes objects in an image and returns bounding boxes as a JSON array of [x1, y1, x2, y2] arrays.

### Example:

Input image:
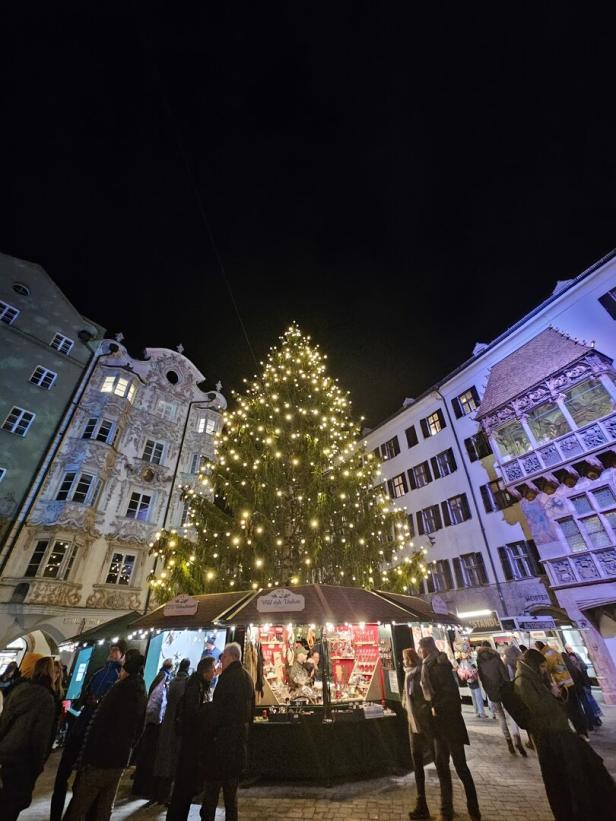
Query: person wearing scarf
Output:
[[402, 648, 433, 820], [515, 649, 616, 820], [418, 636, 480, 821]]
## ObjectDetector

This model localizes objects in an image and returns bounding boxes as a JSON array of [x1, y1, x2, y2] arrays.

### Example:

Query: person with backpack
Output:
[[515, 648, 616, 820]]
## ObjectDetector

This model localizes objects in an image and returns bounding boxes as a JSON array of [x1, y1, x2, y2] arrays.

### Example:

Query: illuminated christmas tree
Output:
[[149, 325, 427, 596]]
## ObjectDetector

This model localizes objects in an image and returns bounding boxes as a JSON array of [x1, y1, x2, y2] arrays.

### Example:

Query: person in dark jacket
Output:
[[166, 657, 217, 821], [419, 637, 480, 821], [153, 658, 191, 804], [50, 642, 126, 821], [201, 643, 255, 821], [64, 653, 147, 821], [0, 656, 57, 821], [476, 642, 524, 755], [514, 648, 616, 820], [402, 647, 434, 820], [132, 658, 173, 798]]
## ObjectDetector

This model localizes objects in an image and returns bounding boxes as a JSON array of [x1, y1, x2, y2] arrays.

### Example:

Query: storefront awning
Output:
[[131, 590, 254, 630]]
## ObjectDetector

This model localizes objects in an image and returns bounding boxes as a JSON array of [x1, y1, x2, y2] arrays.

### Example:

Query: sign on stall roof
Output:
[[164, 593, 199, 617], [257, 588, 305, 613], [431, 595, 450, 615]]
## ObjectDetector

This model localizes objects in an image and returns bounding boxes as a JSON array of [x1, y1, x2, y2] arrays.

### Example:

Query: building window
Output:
[[598, 287, 616, 319], [197, 414, 217, 434], [417, 504, 442, 535], [105, 552, 136, 585], [443, 493, 472, 525], [387, 473, 408, 499], [29, 366, 57, 390], [558, 516, 588, 552], [464, 431, 492, 462], [480, 479, 515, 513], [180, 502, 191, 527], [2, 407, 35, 437], [0, 300, 20, 325], [378, 436, 400, 461], [454, 552, 488, 587], [526, 401, 571, 444], [409, 461, 432, 490], [432, 448, 457, 478], [559, 489, 616, 552], [580, 514, 611, 549], [591, 486, 616, 509], [190, 453, 206, 474], [420, 409, 446, 438], [405, 426, 418, 448], [452, 387, 480, 418], [142, 439, 164, 465], [56, 471, 99, 505], [570, 494, 593, 515], [83, 417, 115, 444], [50, 333, 74, 355], [100, 374, 136, 402], [426, 559, 454, 592], [126, 491, 152, 521], [158, 400, 176, 421], [498, 541, 541, 580], [493, 420, 532, 459], [25, 539, 78, 581], [562, 379, 613, 427]]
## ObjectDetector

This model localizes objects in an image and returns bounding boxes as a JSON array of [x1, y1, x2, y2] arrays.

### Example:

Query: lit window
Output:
[[581, 515, 611, 549], [558, 517, 587, 552], [0, 300, 19, 325], [2, 407, 35, 437], [105, 552, 136, 585], [422, 410, 445, 437], [388, 473, 408, 498], [50, 333, 74, 355], [30, 366, 57, 390], [380, 436, 400, 460], [446, 494, 471, 525], [493, 420, 531, 459], [158, 400, 176, 420], [455, 387, 479, 417], [143, 439, 164, 465], [126, 492, 152, 521], [127, 383, 137, 403], [100, 375, 135, 400], [26, 539, 78, 581], [115, 377, 129, 397], [563, 379, 613, 427], [526, 401, 571, 444], [411, 461, 432, 488], [435, 448, 457, 477], [101, 376, 115, 393], [56, 471, 99, 505], [197, 415, 216, 434], [83, 417, 115, 444]]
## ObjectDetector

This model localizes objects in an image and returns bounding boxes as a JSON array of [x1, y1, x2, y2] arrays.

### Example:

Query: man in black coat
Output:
[[418, 637, 480, 821], [201, 642, 255, 821]]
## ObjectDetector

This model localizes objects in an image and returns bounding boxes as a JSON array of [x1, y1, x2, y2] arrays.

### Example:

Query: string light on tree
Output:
[[149, 324, 426, 595]]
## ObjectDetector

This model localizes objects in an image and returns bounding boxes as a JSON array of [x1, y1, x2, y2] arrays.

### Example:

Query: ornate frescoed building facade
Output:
[[0, 339, 226, 648]]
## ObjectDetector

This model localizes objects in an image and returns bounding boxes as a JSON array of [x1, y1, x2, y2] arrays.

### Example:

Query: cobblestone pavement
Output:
[[25, 701, 616, 821]]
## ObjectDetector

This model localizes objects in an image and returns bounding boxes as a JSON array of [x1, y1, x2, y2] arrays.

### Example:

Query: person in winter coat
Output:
[[402, 647, 435, 820], [201, 643, 255, 821], [515, 648, 616, 820], [535, 641, 588, 737], [564, 645, 602, 727], [418, 637, 480, 821], [132, 658, 174, 798], [476, 642, 525, 755], [50, 642, 126, 821], [0, 656, 57, 821], [167, 657, 217, 821], [64, 652, 147, 821], [153, 658, 191, 803]]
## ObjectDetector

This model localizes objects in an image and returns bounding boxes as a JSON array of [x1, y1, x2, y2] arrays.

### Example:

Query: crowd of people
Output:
[[402, 638, 616, 821], [0, 640, 255, 821]]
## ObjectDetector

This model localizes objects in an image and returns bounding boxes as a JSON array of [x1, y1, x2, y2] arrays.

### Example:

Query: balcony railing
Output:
[[544, 545, 616, 589], [499, 412, 616, 485]]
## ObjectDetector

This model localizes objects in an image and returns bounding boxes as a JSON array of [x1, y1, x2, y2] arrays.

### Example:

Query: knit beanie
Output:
[[20, 652, 44, 679], [124, 653, 145, 677]]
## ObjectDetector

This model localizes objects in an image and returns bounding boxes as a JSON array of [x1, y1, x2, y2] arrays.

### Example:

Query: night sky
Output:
[[3, 6, 615, 424]]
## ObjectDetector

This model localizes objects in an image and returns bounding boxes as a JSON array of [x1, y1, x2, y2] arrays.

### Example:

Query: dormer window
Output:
[[100, 374, 136, 402], [526, 401, 571, 445], [493, 420, 531, 460], [562, 379, 613, 427]]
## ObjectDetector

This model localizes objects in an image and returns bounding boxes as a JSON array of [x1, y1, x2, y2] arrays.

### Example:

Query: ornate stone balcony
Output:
[[11, 579, 83, 607], [499, 412, 616, 486], [86, 584, 142, 611], [544, 545, 616, 590]]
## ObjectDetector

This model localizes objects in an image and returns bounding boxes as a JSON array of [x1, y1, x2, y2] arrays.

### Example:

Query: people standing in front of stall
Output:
[[153, 658, 191, 804], [201, 643, 255, 821], [534, 641, 589, 738], [476, 642, 525, 756], [402, 647, 434, 820], [418, 637, 481, 821], [132, 658, 174, 798]]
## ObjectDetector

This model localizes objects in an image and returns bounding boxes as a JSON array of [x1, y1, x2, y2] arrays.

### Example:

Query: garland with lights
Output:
[[149, 325, 428, 597]]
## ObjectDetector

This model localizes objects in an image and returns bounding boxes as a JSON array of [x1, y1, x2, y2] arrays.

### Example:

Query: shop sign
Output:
[[164, 593, 198, 616], [257, 588, 305, 613], [464, 613, 502, 631], [431, 595, 450, 615], [514, 616, 556, 631]]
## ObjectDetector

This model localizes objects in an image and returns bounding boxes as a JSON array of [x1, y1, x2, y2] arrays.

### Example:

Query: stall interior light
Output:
[[98, 639, 104, 645], [111, 636, 119, 643], [456, 609, 492, 619]]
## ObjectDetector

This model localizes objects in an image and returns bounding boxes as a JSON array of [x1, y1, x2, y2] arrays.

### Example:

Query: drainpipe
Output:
[[434, 389, 509, 616]]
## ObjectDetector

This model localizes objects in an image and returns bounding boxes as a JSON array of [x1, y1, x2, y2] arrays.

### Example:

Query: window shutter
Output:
[[405, 426, 418, 448], [372, 447, 381, 462], [387, 479, 395, 498], [431, 456, 440, 480], [420, 417, 430, 438], [452, 557, 465, 588], [475, 553, 489, 585], [470, 385, 480, 406], [451, 397, 463, 419], [461, 493, 472, 521], [464, 436, 477, 462], [448, 448, 457, 472], [433, 505, 443, 530], [401, 473, 409, 494], [478, 431, 492, 458], [407, 469, 417, 491], [425, 461, 433, 484], [407, 514, 415, 537], [443, 559, 454, 590], [480, 484, 493, 513], [441, 501, 452, 527], [417, 511, 425, 535], [598, 291, 616, 319], [526, 540, 542, 576], [437, 408, 447, 430], [392, 436, 401, 457], [498, 547, 514, 580], [426, 573, 435, 593]]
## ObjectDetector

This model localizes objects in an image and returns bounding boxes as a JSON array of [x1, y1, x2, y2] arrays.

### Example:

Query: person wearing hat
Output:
[[64, 653, 147, 821]]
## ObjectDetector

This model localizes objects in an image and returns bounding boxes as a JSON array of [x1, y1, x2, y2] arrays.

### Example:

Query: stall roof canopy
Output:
[[374, 590, 460, 625], [64, 611, 143, 645], [131, 590, 254, 630]]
